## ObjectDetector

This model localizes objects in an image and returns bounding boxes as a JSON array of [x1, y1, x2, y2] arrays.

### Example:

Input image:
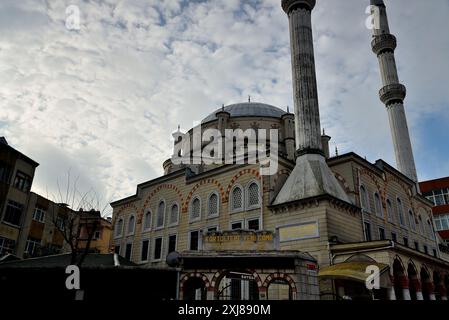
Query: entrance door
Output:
[[217, 272, 259, 300]]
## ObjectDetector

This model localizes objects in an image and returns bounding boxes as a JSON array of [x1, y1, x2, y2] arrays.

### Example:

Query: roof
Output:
[[0, 136, 39, 167], [201, 102, 287, 124], [180, 250, 316, 262], [0, 253, 136, 269]]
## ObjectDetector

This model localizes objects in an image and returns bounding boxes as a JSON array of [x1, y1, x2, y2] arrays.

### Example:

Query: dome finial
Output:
[[222, 104, 225, 111], [248, 95, 251, 103]]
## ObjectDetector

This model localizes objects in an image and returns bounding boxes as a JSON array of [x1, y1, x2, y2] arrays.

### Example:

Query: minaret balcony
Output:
[[371, 34, 397, 55], [379, 83, 406, 105], [282, 0, 316, 13]]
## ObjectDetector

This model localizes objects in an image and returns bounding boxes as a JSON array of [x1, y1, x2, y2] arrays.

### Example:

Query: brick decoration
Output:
[[112, 203, 139, 225], [140, 184, 184, 223], [261, 272, 298, 296], [224, 169, 261, 202], [180, 272, 211, 290], [182, 178, 226, 213]]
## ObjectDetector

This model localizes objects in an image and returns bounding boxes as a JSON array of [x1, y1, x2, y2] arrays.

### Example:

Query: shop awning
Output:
[[319, 262, 390, 287]]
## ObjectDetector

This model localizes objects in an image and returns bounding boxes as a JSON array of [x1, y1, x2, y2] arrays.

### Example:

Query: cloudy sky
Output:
[[0, 0, 448, 215]]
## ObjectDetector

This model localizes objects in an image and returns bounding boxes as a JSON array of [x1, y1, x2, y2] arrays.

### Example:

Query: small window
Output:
[[378, 227, 386, 240], [168, 234, 177, 253], [190, 197, 201, 221], [114, 245, 121, 256], [94, 231, 101, 240], [374, 193, 383, 218], [154, 237, 163, 260], [391, 232, 397, 243], [115, 218, 123, 237], [125, 243, 133, 261], [427, 220, 435, 239], [364, 222, 372, 241], [170, 204, 179, 225], [231, 221, 243, 230], [386, 199, 394, 222], [143, 210, 152, 231], [433, 249, 438, 258], [127, 215, 135, 235], [156, 201, 165, 228], [189, 231, 200, 251], [207, 226, 218, 232], [247, 182, 260, 208], [360, 185, 368, 211], [231, 186, 243, 212], [403, 237, 409, 247], [397, 198, 405, 226], [3, 200, 24, 226], [208, 193, 219, 217], [13, 171, 32, 192], [141, 240, 149, 262], [418, 215, 425, 235], [423, 245, 428, 255], [247, 218, 260, 231], [414, 242, 419, 251], [25, 237, 41, 257], [32, 206, 46, 223]]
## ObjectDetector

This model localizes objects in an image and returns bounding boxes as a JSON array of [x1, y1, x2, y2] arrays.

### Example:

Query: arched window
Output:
[[127, 215, 135, 235], [156, 201, 165, 228], [360, 185, 368, 211], [374, 192, 383, 217], [397, 198, 405, 226], [190, 197, 201, 221], [143, 210, 152, 231], [408, 210, 416, 231], [115, 218, 123, 238], [170, 204, 179, 225], [418, 215, 425, 235], [427, 219, 435, 239], [247, 182, 260, 209], [208, 193, 219, 217], [386, 199, 394, 222], [231, 186, 243, 212]]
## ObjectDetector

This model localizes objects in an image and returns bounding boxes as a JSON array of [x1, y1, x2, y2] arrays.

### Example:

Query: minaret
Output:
[[274, 0, 349, 205], [370, 0, 418, 182]]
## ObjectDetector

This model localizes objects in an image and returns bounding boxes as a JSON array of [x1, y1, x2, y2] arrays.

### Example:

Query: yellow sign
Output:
[[203, 230, 275, 251], [279, 222, 319, 242]]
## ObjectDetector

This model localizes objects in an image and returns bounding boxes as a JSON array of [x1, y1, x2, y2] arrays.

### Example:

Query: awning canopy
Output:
[[319, 262, 391, 288]]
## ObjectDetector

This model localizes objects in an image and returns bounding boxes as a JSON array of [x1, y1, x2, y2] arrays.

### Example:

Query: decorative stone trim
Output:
[[225, 169, 261, 202], [182, 178, 225, 213], [141, 184, 184, 220], [379, 83, 406, 105], [262, 272, 298, 297], [371, 33, 397, 55]]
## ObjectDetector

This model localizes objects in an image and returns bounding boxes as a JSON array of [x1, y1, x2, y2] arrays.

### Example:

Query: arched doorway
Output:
[[267, 279, 292, 300], [420, 267, 431, 301], [216, 271, 259, 300], [393, 259, 406, 300], [183, 277, 207, 300], [407, 263, 419, 300]]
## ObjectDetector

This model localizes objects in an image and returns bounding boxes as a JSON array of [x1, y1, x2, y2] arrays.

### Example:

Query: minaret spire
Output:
[[273, 0, 349, 205], [370, 0, 418, 182]]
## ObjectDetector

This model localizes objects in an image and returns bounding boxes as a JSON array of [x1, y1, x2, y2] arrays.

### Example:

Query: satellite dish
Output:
[[166, 251, 181, 267]]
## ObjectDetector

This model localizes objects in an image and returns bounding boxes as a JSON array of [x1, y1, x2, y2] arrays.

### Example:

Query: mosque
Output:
[[110, 0, 449, 300]]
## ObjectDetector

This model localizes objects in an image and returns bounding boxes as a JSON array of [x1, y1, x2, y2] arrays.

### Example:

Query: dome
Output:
[[202, 102, 287, 124]]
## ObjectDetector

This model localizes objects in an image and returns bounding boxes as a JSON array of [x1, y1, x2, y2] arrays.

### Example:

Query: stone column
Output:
[[410, 278, 423, 300], [388, 275, 396, 300]]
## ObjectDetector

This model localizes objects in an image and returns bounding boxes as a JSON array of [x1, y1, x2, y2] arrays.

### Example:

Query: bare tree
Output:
[[46, 170, 112, 266]]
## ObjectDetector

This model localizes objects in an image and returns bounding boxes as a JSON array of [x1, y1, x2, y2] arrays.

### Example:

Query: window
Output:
[[115, 218, 123, 238], [189, 231, 200, 251], [0, 237, 15, 256], [168, 234, 177, 253], [3, 200, 24, 226], [391, 232, 397, 243], [25, 237, 41, 257], [141, 240, 149, 262], [94, 231, 101, 240], [414, 241, 419, 251], [154, 237, 163, 260], [425, 188, 449, 206], [427, 220, 435, 239], [418, 215, 425, 235], [32, 206, 46, 223], [207, 226, 218, 232], [231, 186, 243, 212], [170, 204, 179, 225], [423, 245, 428, 255], [231, 221, 243, 230], [378, 227, 386, 240], [0, 161, 12, 184], [156, 201, 165, 228], [247, 182, 260, 209], [13, 171, 31, 192], [403, 237, 409, 247], [207, 193, 219, 217], [364, 222, 372, 241], [190, 197, 201, 221], [247, 218, 260, 231], [433, 249, 438, 258], [127, 215, 135, 235], [408, 210, 416, 232], [114, 245, 121, 256], [125, 243, 132, 261], [396, 198, 405, 226], [374, 193, 383, 217], [143, 210, 152, 231], [360, 185, 368, 211], [56, 216, 65, 231], [386, 199, 394, 222], [434, 214, 449, 231]]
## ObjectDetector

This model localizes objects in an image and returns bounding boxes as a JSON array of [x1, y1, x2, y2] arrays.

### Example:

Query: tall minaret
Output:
[[274, 0, 349, 205], [370, 0, 418, 182]]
